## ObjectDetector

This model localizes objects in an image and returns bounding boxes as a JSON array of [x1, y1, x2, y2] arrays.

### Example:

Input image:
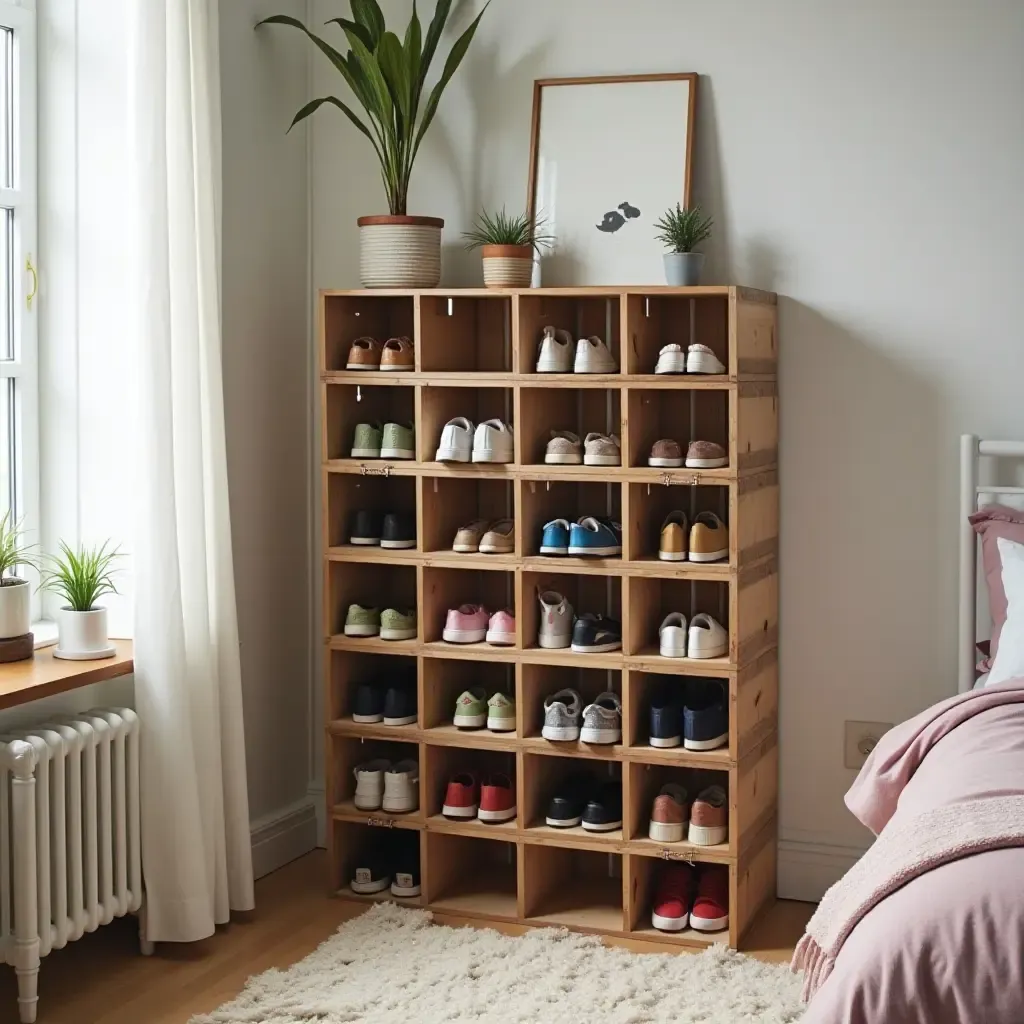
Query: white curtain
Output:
[[127, 0, 255, 942]]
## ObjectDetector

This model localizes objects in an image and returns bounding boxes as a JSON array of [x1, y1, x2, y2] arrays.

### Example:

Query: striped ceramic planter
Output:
[[358, 215, 443, 288], [481, 244, 534, 289]]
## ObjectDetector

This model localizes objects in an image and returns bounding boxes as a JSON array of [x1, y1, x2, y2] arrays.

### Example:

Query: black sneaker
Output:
[[350, 510, 383, 546], [545, 774, 590, 828], [381, 513, 416, 550], [570, 613, 622, 653], [350, 856, 391, 895], [383, 683, 417, 726], [649, 698, 681, 748], [352, 682, 385, 723], [582, 781, 623, 833], [683, 681, 728, 751], [390, 859, 421, 898]]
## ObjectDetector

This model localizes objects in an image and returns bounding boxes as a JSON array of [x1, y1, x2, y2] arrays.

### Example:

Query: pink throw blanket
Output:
[[792, 680, 1024, 1002]]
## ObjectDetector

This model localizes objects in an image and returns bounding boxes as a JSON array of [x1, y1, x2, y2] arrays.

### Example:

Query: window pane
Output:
[[0, 208, 10, 360], [0, 27, 10, 190], [0, 377, 12, 517]]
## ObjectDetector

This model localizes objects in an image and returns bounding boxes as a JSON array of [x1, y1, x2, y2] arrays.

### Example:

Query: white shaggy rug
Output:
[[191, 903, 805, 1023]]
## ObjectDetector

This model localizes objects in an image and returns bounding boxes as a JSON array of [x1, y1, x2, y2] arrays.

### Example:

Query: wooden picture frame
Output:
[[527, 73, 699, 286]]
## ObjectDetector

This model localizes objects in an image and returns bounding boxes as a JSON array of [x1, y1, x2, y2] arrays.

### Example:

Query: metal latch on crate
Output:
[[360, 464, 392, 477], [366, 816, 395, 828], [659, 848, 696, 865]]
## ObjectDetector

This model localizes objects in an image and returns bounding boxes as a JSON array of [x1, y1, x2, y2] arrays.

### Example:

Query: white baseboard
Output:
[[307, 780, 327, 848], [778, 838, 866, 902], [250, 797, 319, 879]]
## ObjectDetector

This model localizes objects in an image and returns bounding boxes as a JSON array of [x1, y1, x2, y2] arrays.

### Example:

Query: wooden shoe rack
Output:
[[320, 286, 778, 951]]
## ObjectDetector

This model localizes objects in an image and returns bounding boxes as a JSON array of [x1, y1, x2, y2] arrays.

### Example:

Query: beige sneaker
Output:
[[480, 519, 515, 554], [545, 431, 582, 465], [583, 432, 620, 466], [452, 519, 488, 553], [686, 440, 728, 469]]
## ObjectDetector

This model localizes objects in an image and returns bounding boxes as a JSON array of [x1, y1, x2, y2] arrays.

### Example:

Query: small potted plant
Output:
[[41, 541, 122, 660], [654, 203, 714, 286], [462, 208, 554, 288], [259, 1, 489, 288], [0, 511, 35, 641]]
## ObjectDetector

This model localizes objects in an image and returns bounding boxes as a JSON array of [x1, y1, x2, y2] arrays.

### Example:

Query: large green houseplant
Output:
[[259, 0, 489, 287]]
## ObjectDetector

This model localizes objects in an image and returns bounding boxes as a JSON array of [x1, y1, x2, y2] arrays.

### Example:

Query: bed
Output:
[[798, 435, 1024, 1024]]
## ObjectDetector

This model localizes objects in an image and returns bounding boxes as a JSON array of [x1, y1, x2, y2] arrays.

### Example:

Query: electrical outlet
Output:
[[844, 721, 893, 770]]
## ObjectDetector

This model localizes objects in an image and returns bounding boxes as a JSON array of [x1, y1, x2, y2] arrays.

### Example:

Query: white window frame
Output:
[[0, 0, 37, 617]]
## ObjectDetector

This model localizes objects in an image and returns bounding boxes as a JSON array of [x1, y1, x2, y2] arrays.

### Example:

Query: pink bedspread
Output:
[[801, 680, 1024, 1024]]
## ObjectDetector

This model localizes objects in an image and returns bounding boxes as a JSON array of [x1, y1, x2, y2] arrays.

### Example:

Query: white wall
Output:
[[220, 0, 315, 864], [310, 0, 1024, 896]]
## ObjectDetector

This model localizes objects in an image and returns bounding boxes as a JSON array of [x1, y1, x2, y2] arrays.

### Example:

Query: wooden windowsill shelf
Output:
[[0, 639, 134, 711]]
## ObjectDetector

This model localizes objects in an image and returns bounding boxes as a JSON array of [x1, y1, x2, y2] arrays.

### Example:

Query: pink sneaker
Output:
[[442, 604, 489, 644], [486, 609, 516, 646]]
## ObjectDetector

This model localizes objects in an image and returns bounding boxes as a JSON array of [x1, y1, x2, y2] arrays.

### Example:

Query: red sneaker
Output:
[[442, 773, 479, 819], [690, 865, 729, 932], [478, 773, 516, 823], [651, 863, 694, 932]]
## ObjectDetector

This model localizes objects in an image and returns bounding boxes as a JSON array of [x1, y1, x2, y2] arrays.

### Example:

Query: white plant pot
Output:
[[0, 578, 31, 639], [54, 606, 116, 661], [358, 215, 443, 288], [481, 245, 534, 288]]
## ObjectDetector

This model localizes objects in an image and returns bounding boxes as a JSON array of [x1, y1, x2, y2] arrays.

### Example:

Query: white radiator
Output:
[[0, 708, 150, 1024]]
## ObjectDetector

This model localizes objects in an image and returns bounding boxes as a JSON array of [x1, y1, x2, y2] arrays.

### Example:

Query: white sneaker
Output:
[[654, 343, 687, 374], [435, 416, 474, 462], [687, 613, 729, 659], [472, 419, 514, 463], [352, 758, 390, 810], [574, 335, 617, 374], [686, 343, 726, 375], [535, 326, 574, 373], [382, 759, 419, 813], [659, 612, 688, 658], [537, 590, 573, 649]]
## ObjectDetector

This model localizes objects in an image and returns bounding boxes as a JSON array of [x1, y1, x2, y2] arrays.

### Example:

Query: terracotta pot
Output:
[[358, 215, 443, 288], [480, 244, 534, 289]]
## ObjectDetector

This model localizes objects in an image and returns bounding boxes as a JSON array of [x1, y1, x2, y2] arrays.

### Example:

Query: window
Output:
[[0, 0, 36, 553]]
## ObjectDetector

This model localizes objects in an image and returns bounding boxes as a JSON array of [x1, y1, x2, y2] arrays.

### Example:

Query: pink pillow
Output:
[[970, 504, 1024, 665]]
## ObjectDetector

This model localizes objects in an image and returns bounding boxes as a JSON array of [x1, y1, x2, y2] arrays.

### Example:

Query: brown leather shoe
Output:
[[659, 511, 689, 561], [685, 440, 728, 468], [380, 336, 414, 371], [345, 336, 381, 370], [649, 438, 683, 467], [688, 785, 728, 846], [648, 783, 689, 843]]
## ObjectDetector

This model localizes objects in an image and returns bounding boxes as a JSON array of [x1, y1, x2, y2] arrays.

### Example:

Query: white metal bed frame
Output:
[[958, 435, 1024, 693]]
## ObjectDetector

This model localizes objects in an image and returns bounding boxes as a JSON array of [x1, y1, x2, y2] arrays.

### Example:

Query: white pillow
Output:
[[987, 536, 1024, 687]]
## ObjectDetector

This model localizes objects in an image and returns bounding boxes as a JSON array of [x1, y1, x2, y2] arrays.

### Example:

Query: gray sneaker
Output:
[[542, 688, 581, 741], [580, 691, 622, 745]]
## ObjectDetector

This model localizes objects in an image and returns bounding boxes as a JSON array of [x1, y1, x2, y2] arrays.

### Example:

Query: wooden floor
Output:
[[0, 851, 814, 1024]]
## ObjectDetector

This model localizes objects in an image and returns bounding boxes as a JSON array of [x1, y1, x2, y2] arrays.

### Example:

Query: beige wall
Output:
[[309, 0, 1024, 896], [220, 0, 312, 828]]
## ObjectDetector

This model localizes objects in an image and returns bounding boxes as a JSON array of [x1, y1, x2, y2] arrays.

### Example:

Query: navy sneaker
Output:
[[568, 517, 622, 557], [383, 684, 417, 726], [540, 518, 571, 555], [649, 699, 682, 748], [683, 684, 728, 751], [571, 613, 622, 653], [352, 682, 385, 723], [545, 773, 591, 828]]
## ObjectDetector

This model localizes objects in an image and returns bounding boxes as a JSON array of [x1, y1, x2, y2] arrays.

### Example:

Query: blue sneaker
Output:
[[649, 699, 681, 748], [683, 684, 729, 751], [540, 518, 571, 555], [568, 517, 622, 557]]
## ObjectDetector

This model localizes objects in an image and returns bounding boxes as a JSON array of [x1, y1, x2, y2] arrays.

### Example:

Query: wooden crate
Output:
[[319, 286, 778, 951]]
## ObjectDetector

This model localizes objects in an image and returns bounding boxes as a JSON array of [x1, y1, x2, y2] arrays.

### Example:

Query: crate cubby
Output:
[[321, 286, 778, 951]]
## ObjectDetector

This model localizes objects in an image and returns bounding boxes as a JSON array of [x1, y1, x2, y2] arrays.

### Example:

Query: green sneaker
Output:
[[351, 422, 382, 458], [381, 422, 415, 460], [380, 607, 416, 641], [344, 604, 380, 637], [453, 686, 488, 729], [487, 691, 516, 733]]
